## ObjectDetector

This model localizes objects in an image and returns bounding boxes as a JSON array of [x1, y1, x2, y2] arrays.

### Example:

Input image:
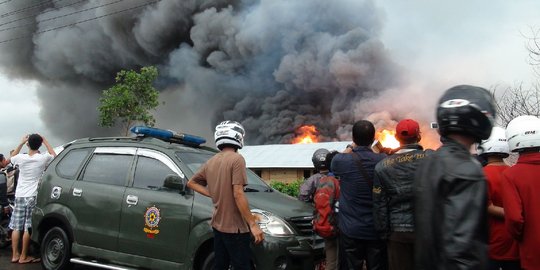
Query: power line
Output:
[[0, 0, 56, 19], [0, 0, 126, 32], [0, 0, 159, 45], [0, 0, 86, 28]]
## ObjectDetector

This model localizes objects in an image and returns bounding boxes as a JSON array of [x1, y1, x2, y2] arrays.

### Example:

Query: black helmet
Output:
[[312, 148, 330, 171], [437, 85, 496, 142]]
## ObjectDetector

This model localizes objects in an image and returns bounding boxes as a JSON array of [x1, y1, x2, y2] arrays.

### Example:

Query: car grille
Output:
[[288, 216, 314, 236]]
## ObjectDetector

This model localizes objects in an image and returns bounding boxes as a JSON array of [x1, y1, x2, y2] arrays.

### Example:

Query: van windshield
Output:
[[176, 152, 271, 192]]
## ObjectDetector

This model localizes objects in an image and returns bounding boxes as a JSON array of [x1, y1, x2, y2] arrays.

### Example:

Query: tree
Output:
[[493, 29, 540, 127], [493, 83, 540, 126], [98, 66, 160, 136], [526, 27, 540, 76]]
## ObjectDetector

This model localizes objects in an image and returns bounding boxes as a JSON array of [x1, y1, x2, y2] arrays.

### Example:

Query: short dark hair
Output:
[[325, 151, 339, 171], [0, 154, 4, 161], [352, 120, 375, 146], [28, 134, 43, 150], [398, 136, 420, 145]]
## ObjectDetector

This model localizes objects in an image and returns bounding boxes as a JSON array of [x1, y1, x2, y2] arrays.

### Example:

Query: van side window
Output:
[[81, 154, 133, 186], [56, 149, 91, 179], [133, 156, 176, 191]]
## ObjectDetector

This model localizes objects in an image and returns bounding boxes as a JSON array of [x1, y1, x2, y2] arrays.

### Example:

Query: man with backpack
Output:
[[298, 148, 331, 203], [1, 153, 19, 198], [313, 150, 340, 270], [373, 119, 432, 270], [331, 120, 387, 270]]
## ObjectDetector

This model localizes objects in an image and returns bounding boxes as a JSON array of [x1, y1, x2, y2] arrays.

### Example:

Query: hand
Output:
[[250, 223, 264, 244], [344, 142, 356, 153], [21, 135, 29, 144]]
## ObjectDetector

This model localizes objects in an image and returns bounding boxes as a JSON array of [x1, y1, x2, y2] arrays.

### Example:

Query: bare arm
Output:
[[233, 184, 264, 244], [186, 179, 211, 197], [41, 135, 57, 157], [487, 203, 504, 219], [10, 135, 28, 159], [187, 164, 210, 197]]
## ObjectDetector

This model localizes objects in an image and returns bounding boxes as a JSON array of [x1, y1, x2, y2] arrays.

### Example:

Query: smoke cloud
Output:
[[0, 0, 438, 146]]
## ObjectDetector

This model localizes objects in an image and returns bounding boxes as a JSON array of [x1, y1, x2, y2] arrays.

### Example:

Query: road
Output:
[[0, 248, 96, 270]]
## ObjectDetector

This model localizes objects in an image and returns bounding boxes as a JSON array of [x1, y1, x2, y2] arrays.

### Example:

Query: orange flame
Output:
[[376, 129, 400, 149], [292, 125, 319, 144]]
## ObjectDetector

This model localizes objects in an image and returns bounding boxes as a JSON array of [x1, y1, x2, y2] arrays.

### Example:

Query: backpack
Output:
[[5, 165, 18, 195], [313, 175, 340, 238]]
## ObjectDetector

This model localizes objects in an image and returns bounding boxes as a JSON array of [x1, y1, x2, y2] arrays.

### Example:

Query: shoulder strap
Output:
[[331, 176, 340, 199], [351, 152, 373, 187]]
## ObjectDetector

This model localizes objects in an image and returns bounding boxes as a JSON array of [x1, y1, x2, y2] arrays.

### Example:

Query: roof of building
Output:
[[239, 141, 350, 169]]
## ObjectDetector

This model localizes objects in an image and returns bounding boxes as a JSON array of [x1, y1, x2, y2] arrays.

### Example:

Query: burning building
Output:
[[240, 141, 350, 183], [240, 124, 430, 183]]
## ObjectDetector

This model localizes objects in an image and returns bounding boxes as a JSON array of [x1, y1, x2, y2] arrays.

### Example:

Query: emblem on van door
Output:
[[144, 206, 161, 238], [51, 186, 62, 200]]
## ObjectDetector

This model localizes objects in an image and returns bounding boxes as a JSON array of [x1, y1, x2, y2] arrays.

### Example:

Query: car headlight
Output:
[[251, 209, 294, 237]]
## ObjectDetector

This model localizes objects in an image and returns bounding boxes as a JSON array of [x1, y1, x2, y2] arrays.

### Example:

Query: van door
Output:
[[69, 147, 135, 251], [118, 148, 193, 263]]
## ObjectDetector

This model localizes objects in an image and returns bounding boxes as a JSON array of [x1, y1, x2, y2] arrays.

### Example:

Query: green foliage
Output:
[[98, 66, 160, 135], [269, 179, 302, 198]]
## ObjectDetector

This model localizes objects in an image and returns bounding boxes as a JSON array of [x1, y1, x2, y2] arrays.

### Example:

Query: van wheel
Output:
[[201, 250, 216, 270], [41, 227, 72, 270]]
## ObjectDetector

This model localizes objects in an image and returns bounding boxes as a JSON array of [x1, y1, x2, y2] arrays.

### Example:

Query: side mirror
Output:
[[163, 174, 186, 193]]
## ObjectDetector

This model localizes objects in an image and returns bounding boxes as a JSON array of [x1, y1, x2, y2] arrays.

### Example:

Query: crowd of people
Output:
[[299, 85, 540, 270], [0, 134, 56, 264], [2, 84, 534, 270]]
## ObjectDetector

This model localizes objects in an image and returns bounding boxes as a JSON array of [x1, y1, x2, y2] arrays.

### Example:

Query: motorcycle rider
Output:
[[298, 148, 331, 202], [501, 115, 540, 270], [414, 85, 495, 269], [478, 127, 520, 270]]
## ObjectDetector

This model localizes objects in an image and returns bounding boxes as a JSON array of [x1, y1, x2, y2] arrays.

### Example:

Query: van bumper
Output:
[[252, 235, 325, 270]]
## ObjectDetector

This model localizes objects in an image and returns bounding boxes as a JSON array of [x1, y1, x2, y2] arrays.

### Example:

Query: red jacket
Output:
[[502, 152, 540, 270], [484, 165, 519, 260]]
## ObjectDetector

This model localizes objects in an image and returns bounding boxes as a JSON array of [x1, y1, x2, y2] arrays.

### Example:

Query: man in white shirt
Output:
[[8, 134, 56, 264]]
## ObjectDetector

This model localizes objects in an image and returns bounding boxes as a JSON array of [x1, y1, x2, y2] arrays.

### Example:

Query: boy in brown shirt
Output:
[[187, 121, 264, 270]]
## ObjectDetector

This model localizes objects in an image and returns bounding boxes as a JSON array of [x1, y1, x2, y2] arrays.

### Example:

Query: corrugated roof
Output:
[[239, 142, 350, 168]]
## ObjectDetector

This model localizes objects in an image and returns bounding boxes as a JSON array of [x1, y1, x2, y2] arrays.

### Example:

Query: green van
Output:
[[32, 132, 323, 270]]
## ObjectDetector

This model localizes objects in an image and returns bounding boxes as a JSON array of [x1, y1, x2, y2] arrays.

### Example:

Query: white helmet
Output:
[[506, 115, 540, 152], [214, 121, 245, 150], [478, 126, 509, 157]]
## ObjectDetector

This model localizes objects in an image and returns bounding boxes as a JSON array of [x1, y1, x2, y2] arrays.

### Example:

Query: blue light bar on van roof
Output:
[[130, 126, 206, 146]]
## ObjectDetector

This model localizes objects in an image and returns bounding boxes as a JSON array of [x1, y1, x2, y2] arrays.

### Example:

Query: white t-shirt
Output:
[[11, 153, 54, 197]]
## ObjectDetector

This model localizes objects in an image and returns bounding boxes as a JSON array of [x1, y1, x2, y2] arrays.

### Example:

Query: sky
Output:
[[0, 0, 539, 154]]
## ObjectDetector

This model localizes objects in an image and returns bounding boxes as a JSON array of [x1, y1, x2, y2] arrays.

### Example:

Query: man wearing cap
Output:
[[373, 119, 432, 270]]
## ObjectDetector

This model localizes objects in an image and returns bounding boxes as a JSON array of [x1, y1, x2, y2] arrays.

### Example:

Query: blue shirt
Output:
[[331, 146, 386, 239]]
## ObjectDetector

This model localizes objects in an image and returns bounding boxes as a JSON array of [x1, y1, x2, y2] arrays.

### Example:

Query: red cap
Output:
[[395, 119, 420, 141]]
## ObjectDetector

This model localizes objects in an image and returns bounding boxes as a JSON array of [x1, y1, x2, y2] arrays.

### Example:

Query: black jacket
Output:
[[373, 144, 432, 237], [414, 138, 488, 270]]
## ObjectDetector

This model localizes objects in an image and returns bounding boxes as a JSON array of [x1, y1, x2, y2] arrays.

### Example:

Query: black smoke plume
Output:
[[0, 0, 414, 145]]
